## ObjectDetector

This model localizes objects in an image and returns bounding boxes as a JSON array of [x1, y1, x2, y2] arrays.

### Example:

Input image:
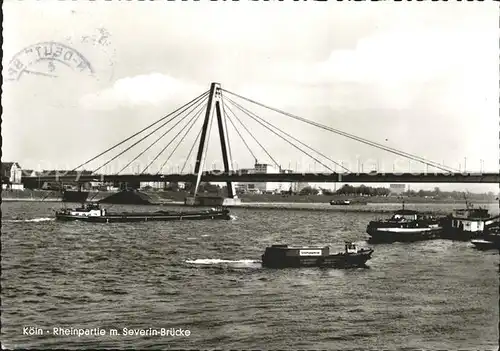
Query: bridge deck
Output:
[[23, 172, 500, 184]]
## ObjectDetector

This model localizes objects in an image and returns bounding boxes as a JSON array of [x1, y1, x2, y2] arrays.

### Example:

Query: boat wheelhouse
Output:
[[441, 206, 493, 240], [60, 203, 107, 217]]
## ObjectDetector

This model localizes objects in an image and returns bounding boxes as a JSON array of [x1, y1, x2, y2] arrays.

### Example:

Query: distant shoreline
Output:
[[2, 198, 61, 202], [2, 198, 497, 205], [2, 197, 497, 206], [2, 189, 497, 205], [3, 198, 498, 216]]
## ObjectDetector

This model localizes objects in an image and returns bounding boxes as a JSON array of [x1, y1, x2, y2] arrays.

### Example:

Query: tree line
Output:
[[319, 184, 391, 196], [162, 182, 497, 200], [402, 187, 497, 201]]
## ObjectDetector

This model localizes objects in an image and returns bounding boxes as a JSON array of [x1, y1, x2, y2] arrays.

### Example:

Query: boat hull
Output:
[[440, 227, 485, 241], [471, 239, 500, 251], [262, 250, 373, 268], [55, 210, 231, 222], [439, 212, 498, 241], [367, 223, 443, 243]]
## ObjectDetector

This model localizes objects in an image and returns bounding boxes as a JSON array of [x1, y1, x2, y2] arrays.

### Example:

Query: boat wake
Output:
[[230, 215, 238, 220], [4, 217, 55, 223], [185, 258, 261, 266]]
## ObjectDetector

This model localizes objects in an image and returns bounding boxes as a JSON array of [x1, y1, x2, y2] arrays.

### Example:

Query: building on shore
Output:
[[89, 181, 119, 191], [252, 163, 281, 193], [234, 163, 298, 194], [22, 169, 39, 177], [139, 181, 167, 190], [389, 183, 406, 195], [1, 162, 24, 190]]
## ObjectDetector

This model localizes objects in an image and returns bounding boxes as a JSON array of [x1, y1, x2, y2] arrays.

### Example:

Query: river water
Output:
[[2, 202, 498, 349]]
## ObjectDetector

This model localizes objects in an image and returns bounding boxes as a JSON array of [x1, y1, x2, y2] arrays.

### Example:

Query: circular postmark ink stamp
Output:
[[65, 27, 116, 82], [6, 41, 94, 81], [6, 27, 116, 83]]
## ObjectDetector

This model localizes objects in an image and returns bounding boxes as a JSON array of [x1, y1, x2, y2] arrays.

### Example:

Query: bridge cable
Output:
[[181, 127, 203, 174], [225, 95, 350, 173], [117, 96, 208, 175], [71, 90, 209, 172], [224, 88, 456, 173], [155, 111, 204, 175], [93, 94, 209, 174], [87, 189, 102, 203], [152, 102, 208, 174], [223, 106, 258, 163], [219, 92, 234, 168], [41, 190, 57, 203], [224, 103, 281, 170], [222, 89, 457, 173], [113, 96, 208, 175], [225, 98, 335, 173]]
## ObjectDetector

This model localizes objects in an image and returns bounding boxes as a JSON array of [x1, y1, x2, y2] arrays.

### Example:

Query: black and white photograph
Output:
[[1, 1, 499, 349]]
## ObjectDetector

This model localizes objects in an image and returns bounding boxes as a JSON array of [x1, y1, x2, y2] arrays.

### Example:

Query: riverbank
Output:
[[2, 189, 496, 205]]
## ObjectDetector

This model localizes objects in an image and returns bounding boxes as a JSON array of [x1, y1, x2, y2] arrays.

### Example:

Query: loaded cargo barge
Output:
[[55, 203, 231, 223]]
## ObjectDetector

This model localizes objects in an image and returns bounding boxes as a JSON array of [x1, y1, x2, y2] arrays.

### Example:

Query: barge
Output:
[[62, 189, 89, 203], [55, 203, 231, 222], [261, 242, 373, 268]]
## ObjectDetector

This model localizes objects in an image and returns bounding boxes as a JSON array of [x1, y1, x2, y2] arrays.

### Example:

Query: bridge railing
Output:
[[22, 171, 500, 184]]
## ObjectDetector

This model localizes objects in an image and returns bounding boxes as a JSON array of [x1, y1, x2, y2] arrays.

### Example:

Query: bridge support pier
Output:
[[188, 82, 240, 206]]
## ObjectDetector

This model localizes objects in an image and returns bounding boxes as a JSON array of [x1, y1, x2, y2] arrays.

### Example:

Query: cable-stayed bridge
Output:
[[24, 82, 499, 199]]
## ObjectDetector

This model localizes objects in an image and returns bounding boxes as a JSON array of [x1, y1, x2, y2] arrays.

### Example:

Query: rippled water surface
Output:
[[2, 202, 498, 349]]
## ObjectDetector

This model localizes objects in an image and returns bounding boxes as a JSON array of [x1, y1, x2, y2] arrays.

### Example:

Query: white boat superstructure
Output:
[[443, 207, 491, 239], [62, 204, 106, 217]]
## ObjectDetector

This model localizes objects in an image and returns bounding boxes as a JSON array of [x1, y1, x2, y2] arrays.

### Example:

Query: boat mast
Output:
[[59, 181, 66, 208], [463, 192, 471, 209], [78, 183, 86, 208]]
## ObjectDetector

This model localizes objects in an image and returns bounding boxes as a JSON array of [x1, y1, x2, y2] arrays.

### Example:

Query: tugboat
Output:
[[440, 200, 498, 240], [366, 202, 442, 243], [261, 242, 373, 268], [55, 203, 231, 222]]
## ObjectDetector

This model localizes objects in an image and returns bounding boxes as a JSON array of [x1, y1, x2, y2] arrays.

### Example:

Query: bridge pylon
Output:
[[191, 82, 237, 201]]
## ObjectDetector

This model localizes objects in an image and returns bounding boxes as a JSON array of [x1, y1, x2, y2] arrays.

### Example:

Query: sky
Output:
[[2, 1, 499, 192]]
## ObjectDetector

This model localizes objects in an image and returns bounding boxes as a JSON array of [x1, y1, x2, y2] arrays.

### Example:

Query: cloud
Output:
[[320, 28, 489, 83], [265, 21, 496, 112], [79, 73, 204, 110]]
